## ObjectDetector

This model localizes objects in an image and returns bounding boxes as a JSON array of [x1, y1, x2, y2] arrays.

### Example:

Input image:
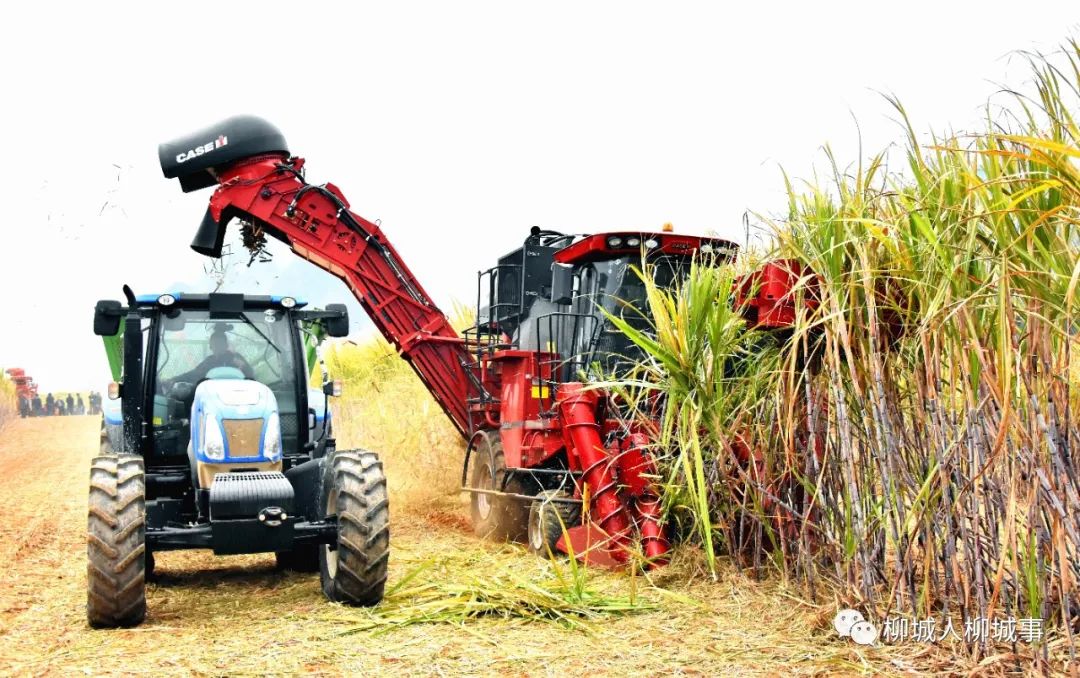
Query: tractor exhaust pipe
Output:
[[158, 115, 290, 257]]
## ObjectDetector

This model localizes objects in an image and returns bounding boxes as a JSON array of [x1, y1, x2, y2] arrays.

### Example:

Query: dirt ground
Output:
[[0, 416, 994, 676]]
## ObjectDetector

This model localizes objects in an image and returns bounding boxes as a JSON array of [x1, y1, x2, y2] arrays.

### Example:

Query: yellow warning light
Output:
[[662, 222, 674, 232]]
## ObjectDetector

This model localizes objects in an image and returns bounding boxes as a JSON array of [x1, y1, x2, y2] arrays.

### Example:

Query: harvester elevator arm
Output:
[[194, 153, 478, 439]]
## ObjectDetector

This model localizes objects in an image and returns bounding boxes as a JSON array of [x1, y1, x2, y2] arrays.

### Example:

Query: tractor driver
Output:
[[167, 328, 256, 386]]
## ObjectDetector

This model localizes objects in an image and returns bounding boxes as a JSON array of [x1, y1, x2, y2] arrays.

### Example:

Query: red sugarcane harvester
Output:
[[159, 116, 805, 568], [5, 368, 38, 401]]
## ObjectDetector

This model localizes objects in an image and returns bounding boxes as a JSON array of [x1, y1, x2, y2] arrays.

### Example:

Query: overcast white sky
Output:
[[0, 2, 1076, 392]]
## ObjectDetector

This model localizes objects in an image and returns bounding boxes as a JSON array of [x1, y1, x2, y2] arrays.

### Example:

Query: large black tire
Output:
[[469, 431, 530, 542], [276, 545, 320, 572], [527, 490, 582, 558], [87, 455, 147, 628], [319, 449, 389, 606]]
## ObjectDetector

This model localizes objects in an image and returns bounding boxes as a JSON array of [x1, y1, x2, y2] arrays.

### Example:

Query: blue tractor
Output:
[[89, 288, 389, 627]]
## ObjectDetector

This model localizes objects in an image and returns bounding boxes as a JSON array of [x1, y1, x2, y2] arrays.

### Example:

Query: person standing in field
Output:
[[18, 396, 29, 418], [66, 394, 75, 415], [77, 394, 85, 415], [32, 394, 42, 416], [45, 393, 54, 416]]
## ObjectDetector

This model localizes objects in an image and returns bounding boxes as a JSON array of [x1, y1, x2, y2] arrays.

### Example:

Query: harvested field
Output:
[[0, 416, 1031, 676]]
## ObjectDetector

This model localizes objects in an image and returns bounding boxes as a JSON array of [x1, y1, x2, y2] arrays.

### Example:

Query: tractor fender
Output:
[[102, 390, 123, 451], [285, 456, 326, 521]]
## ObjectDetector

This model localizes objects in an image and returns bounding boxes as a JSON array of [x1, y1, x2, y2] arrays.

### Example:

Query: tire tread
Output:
[[87, 454, 147, 628], [320, 449, 389, 606]]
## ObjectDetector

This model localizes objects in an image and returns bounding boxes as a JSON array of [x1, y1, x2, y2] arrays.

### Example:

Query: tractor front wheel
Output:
[[319, 449, 389, 606], [86, 455, 147, 628], [469, 431, 529, 542]]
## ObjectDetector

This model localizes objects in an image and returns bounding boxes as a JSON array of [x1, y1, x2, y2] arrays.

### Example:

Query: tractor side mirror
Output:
[[325, 304, 349, 337], [550, 264, 574, 305], [94, 300, 123, 336]]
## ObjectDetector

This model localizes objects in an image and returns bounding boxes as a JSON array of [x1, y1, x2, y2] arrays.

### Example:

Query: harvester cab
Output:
[[477, 227, 738, 376], [87, 290, 390, 628]]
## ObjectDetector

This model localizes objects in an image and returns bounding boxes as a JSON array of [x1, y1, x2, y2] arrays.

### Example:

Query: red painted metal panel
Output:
[[735, 259, 818, 329], [206, 156, 478, 439], [554, 232, 738, 265]]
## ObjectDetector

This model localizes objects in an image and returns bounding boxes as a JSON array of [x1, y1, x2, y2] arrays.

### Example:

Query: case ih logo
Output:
[[175, 135, 228, 164]]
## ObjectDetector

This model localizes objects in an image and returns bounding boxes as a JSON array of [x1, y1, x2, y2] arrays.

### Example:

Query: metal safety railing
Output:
[[531, 312, 600, 412]]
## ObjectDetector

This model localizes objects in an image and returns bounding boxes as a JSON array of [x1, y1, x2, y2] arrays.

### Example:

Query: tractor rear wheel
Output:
[[527, 490, 582, 558], [319, 449, 389, 606], [469, 431, 529, 542], [86, 455, 147, 628]]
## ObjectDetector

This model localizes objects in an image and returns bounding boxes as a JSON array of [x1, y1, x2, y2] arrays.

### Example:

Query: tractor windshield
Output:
[[572, 254, 689, 373], [151, 309, 301, 456]]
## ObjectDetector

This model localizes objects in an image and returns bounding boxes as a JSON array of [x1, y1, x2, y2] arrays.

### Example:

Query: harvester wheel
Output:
[[319, 449, 389, 606], [469, 431, 529, 542], [276, 545, 320, 572], [86, 454, 147, 628], [527, 490, 581, 558]]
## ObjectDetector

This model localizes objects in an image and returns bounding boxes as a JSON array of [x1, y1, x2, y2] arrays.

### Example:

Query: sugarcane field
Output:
[[3, 3, 1080, 676]]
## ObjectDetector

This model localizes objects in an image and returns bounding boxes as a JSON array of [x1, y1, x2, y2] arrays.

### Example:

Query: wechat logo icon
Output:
[[834, 609, 878, 646]]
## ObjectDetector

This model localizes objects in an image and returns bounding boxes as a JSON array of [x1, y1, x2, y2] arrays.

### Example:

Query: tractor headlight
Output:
[[280, 296, 297, 309], [626, 236, 641, 247], [700, 243, 714, 253], [263, 412, 282, 461], [606, 236, 623, 249], [157, 294, 176, 307], [203, 417, 225, 461], [645, 238, 659, 250]]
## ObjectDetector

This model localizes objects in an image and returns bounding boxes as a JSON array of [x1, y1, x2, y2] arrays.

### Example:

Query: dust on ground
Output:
[[0, 417, 985, 676]]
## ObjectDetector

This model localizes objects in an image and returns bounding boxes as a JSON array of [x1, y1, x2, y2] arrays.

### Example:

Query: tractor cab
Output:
[[96, 292, 348, 479], [152, 307, 304, 490], [477, 227, 738, 378]]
